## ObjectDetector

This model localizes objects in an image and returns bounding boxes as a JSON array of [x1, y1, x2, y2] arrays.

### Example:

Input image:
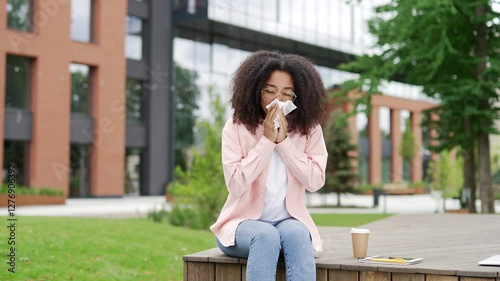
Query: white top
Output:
[[259, 149, 291, 222]]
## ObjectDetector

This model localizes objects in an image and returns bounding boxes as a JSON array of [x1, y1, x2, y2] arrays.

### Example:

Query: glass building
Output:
[[0, 0, 437, 198], [172, 0, 436, 187]]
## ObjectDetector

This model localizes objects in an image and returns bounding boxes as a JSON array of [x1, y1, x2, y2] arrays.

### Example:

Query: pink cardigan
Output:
[[210, 119, 328, 252]]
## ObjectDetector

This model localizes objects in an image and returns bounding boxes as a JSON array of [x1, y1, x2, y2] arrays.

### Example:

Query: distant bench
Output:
[[382, 182, 414, 195]]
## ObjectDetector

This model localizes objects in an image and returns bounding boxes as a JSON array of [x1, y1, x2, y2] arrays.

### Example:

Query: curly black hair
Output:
[[230, 50, 328, 135]]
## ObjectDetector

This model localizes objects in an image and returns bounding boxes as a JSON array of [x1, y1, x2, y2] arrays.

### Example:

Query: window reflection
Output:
[[3, 140, 28, 186], [126, 79, 143, 122], [380, 106, 391, 183], [7, 0, 32, 32], [356, 106, 369, 185], [70, 64, 91, 114], [71, 0, 93, 42], [126, 16, 144, 60], [69, 144, 91, 197], [5, 55, 32, 109], [125, 147, 142, 195]]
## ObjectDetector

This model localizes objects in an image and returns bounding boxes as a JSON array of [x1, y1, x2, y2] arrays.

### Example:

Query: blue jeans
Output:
[[216, 218, 316, 281]]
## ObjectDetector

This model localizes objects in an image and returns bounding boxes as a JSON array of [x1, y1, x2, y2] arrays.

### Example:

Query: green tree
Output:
[[427, 150, 463, 211], [168, 86, 227, 229], [323, 111, 358, 207], [400, 119, 419, 180], [336, 0, 500, 213], [174, 63, 200, 170]]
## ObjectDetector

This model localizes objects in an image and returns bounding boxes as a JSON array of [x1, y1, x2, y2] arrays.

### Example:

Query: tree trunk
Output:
[[463, 125, 477, 213], [478, 132, 494, 213], [475, 4, 495, 213]]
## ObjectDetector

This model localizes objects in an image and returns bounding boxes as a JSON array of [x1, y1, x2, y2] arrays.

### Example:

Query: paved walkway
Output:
[[0, 193, 498, 218]]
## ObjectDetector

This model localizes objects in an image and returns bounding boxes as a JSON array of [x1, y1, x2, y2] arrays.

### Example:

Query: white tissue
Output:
[[265, 99, 297, 129]]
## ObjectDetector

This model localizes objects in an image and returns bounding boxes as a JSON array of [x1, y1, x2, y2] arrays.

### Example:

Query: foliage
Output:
[[0, 184, 65, 196], [146, 204, 170, 223], [174, 63, 201, 170], [400, 119, 419, 162], [323, 111, 359, 206], [168, 86, 227, 230], [335, 0, 500, 213], [426, 150, 463, 199]]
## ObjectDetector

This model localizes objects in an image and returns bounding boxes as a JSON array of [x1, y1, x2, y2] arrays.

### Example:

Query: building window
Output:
[[71, 0, 94, 42], [5, 55, 32, 109], [7, 0, 33, 32], [3, 140, 29, 186], [380, 107, 391, 183], [126, 79, 143, 122], [356, 108, 369, 185], [125, 147, 142, 195], [69, 144, 91, 197], [125, 16, 144, 60], [70, 64, 92, 114]]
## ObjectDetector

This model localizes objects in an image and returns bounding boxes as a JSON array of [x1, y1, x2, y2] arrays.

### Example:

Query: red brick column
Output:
[[369, 106, 382, 184], [391, 109, 403, 182], [27, 1, 72, 193]]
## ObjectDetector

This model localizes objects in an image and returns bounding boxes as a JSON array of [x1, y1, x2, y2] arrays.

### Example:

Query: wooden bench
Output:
[[382, 182, 414, 195], [184, 214, 500, 281]]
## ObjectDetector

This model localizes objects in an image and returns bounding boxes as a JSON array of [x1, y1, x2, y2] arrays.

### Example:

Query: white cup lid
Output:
[[351, 228, 370, 234]]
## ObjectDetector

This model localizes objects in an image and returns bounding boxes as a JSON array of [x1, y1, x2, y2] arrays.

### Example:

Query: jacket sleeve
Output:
[[275, 124, 328, 192], [221, 120, 275, 197]]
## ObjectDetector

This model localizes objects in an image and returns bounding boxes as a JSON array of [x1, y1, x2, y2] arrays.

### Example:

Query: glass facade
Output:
[[69, 144, 91, 197], [200, 0, 431, 103], [70, 64, 91, 114], [7, 0, 32, 32], [126, 16, 144, 60], [126, 79, 143, 122], [5, 55, 32, 109], [71, 0, 93, 42], [379, 106, 391, 183], [356, 106, 369, 185], [2, 140, 28, 186], [170, 0, 433, 186], [125, 148, 142, 195]]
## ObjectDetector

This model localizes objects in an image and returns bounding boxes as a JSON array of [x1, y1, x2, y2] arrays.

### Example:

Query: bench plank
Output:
[[185, 261, 215, 281], [329, 269, 359, 281], [215, 263, 241, 281]]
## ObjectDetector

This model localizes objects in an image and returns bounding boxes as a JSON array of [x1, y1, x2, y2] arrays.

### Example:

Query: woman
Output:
[[210, 50, 328, 280]]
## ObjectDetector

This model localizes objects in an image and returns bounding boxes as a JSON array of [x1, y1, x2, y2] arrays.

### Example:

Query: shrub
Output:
[[0, 184, 64, 196], [167, 86, 228, 229]]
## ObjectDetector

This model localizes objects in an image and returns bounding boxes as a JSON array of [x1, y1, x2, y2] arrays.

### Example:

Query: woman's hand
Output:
[[276, 110, 288, 143], [263, 104, 279, 143]]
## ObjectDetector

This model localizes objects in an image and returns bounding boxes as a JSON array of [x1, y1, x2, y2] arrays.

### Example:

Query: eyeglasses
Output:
[[261, 87, 297, 102]]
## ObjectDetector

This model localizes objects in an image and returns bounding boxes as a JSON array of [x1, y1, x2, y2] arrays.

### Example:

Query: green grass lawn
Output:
[[0, 214, 392, 281], [310, 213, 393, 227]]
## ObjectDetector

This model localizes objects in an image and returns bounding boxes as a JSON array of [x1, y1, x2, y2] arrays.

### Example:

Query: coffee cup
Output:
[[351, 228, 369, 258]]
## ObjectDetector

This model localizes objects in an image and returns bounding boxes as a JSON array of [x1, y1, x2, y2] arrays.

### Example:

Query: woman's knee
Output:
[[277, 219, 311, 241]]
